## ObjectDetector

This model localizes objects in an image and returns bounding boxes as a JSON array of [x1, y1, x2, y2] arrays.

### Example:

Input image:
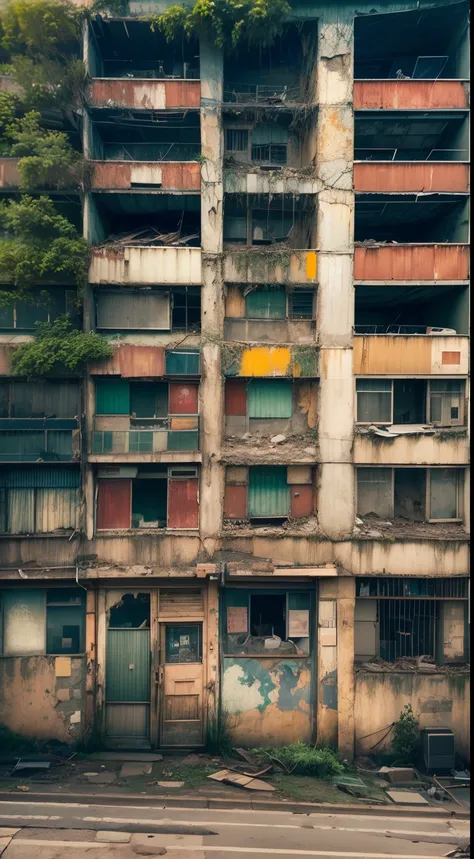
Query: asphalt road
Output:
[[0, 799, 469, 858]]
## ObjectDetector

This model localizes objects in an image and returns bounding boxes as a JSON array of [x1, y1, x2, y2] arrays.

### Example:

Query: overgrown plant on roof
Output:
[[11, 315, 114, 377], [150, 0, 291, 49]]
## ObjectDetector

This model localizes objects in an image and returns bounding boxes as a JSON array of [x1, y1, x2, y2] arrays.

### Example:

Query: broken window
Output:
[[171, 287, 201, 332], [91, 111, 201, 163], [225, 128, 249, 156], [96, 466, 199, 531], [357, 468, 464, 521], [355, 577, 468, 663], [223, 589, 311, 656], [108, 593, 150, 629], [1, 588, 85, 656], [354, 286, 468, 336], [224, 195, 312, 248]]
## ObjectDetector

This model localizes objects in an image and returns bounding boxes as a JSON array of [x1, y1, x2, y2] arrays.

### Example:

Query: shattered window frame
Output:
[[223, 588, 312, 657], [0, 587, 86, 656]]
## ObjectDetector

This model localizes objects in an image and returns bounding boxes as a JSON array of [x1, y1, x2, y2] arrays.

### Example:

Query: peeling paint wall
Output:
[[222, 657, 313, 746], [89, 247, 202, 285], [0, 656, 86, 742], [354, 434, 469, 466], [354, 335, 469, 375], [355, 672, 470, 761]]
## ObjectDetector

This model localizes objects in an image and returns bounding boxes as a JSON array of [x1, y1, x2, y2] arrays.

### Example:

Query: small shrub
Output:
[[12, 315, 114, 377], [391, 704, 420, 766], [252, 742, 345, 778], [206, 708, 235, 757]]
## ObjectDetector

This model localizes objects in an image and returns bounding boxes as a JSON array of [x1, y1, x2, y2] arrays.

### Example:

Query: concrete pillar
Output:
[[199, 37, 225, 548], [336, 576, 355, 760], [85, 587, 97, 732], [316, 14, 355, 540], [206, 579, 220, 731]]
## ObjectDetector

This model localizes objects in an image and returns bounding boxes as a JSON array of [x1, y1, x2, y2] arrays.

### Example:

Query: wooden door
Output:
[[159, 623, 204, 746]]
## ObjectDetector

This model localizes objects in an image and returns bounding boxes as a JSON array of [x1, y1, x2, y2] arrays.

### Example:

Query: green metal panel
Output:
[[0, 467, 80, 488], [130, 383, 168, 418], [96, 379, 130, 415], [166, 350, 200, 376], [288, 592, 311, 611], [248, 466, 289, 517], [248, 380, 292, 418], [106, 629, 150, 702], [167, 430, 199, 451], [129, 431, 153, 452], [245, 287, 286, 319]]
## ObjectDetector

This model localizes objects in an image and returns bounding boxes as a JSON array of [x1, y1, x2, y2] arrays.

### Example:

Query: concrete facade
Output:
[[0, 0, 470, 760]]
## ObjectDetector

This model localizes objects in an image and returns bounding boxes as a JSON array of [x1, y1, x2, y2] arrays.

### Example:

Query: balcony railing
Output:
[[0, 424, 80, 462], [92, 417, 199, 454]]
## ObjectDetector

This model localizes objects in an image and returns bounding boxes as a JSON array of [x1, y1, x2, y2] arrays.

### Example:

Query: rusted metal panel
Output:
[[97, 478, 131, 529], [225, 380, 247, 416], [224, 484, 247, 519], [91, 161, 200, 191], [290, 484, 313, 518], [89, 247, 202, 285], [89, 345, 165, 377], [354, 336, 432, 375], [0, 158, 20, 189], [169, 382, 199, 414], [88, 79, 200, 110], [224, 250, 317, 285], [164, 80, 200, 108], [442, 351, 461, 365], [168, 478, 199, 529], [354, 163, 469, 194], [354, 245, 469, 281], [354, 80, 468, 110]]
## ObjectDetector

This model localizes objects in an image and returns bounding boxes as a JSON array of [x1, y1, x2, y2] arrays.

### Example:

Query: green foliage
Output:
[[8, 110, 86, 190], [11, 315, 114, 377], [90, 0, 129, 15], [0, 91, 19, 154], [252, 743, 345, 778], [205, 708, 235, 756], [151, 0, 291, 48], [391, 704, 420, 766], [0, 195, 88, 292]]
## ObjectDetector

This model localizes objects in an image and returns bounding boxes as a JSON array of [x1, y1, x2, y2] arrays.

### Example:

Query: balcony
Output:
[[354, 80, 469, 111], [354, 163, 469, 194], [88, 79, 200, 111], [354, 334, 469, 375], [90, 419, 200, 463], [90, 161, 201, 193], [0, 422, 81, 462], [224, 249, 317, 285], [354, 244, 469, 282], [354, 431, 468, 466], [89, 246, 202, 285]]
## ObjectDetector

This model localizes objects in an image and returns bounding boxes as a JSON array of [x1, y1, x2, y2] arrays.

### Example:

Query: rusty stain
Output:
[[354, 245, 469, 281], [354, 335, 432, 375], [88, 79, 200, 110], [354, 80, 468, 110], [224, 484, 247, 519], [0, 157, 21, 188], [91, 161, 200, 191], [89, 345, 165, 376], [354, 162, 469, 194]]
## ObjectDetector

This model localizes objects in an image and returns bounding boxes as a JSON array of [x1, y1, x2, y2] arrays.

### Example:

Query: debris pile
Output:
[[99, 226, 199, 249], [356, 655, 470, 675]]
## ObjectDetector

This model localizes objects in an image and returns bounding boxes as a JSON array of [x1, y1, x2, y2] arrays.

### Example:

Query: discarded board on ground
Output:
[[208, 768, 275, 791]]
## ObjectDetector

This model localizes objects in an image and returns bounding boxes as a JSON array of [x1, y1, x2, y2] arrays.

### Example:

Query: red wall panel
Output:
[[290, 484, 313, 518], [224, 485, 247, 519], [225, 380, 247, 416], [97, 479, 131, 529], [169, 382, 199, 414], [168, 478, 199, 529]]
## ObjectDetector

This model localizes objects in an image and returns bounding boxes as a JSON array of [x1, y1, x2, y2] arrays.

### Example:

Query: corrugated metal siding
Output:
[[89, 247, 202, 286], [97, 479, 131, 529], [169, 383, 199, 414], [96, 379, 130, 415], [106, 629, 150, 701], [91, 162, 200, 191], [224, 484, 247, 519], [353, 336, 432, 375], [354, 163, 469, 194], [354, 80, 469, 110], [106, 704, 149, 739], [225, 380, 247, 416], [354, 245, 469, 281], [89, 78, 166, 110], [290, 484, 313, 518], [168, 478, 199, 529], [9, 381, 80, 419], [248, 380, 292, 418], [96, 292, 170, 331], [165, 80, 200, 108], [0, 467, 80, 488], [248, 467, 289, 517], [35, 488, 81, 532], [159, 589, 204, 616]]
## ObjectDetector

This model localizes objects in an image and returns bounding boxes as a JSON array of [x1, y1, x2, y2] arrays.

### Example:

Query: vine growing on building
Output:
[[11, 315, 114, 377], [150, 0, 291, 48]]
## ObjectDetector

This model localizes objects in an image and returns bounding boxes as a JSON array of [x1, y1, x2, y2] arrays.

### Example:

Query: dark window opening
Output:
[[355, 114, 468, 163], [0, 288, 79, 332], [225, 129, 249, 151], [394, 468, 426, 521], [393, 380, 426, 424], [357, 577, 468, 598], [108, 592, 150, 629], [172, 287, 201, 331], [289, 290, 314, 319], [355, 195, 468, 244], [251, 143, 287, 166], [132, 478, 167, 528], [165, 624, 202, 663], [250, 592, 286, 639], [89, 19, 199, 79], [90, 193, 201, 247], [354, 285, 468, 337], [379, 599, 439, 660], [90, 111, 201, 163]]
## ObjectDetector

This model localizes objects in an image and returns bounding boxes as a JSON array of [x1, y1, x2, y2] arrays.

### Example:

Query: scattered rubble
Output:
[[356, 655, 470, 675], [353, 515, 469, 541]]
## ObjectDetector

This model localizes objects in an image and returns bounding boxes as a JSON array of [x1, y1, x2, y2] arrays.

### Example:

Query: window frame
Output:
[[356, 467, 464, 523], [356, 377, 466, 428], [223, 588, 312, 657], [355, 378, 394, 425], [0, 586, 86, 657], [427, 379, 465, 427]]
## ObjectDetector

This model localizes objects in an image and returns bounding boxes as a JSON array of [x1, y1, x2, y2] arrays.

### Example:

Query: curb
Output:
[[0, 790, 469, 819]]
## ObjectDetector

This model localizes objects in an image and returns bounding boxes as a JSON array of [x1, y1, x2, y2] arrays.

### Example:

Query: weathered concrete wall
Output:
[[0, 656, 86, 742], [355, 671, 470, 762], [354, 434, 469, 466], [354, 336, 469, 376], [222, 657, 313, 746]]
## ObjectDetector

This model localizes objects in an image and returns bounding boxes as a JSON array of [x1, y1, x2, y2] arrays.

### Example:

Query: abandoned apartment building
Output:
[[0, 0, 469, 761]]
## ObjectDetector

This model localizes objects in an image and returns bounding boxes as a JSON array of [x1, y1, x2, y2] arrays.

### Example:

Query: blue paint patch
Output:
[[225, 658, 276, 711], [321, 669, 337, 710], [275, 660, 312, 712]]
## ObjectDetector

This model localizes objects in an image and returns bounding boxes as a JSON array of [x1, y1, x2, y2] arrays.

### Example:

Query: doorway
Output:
[[159, 622, 204, 746]]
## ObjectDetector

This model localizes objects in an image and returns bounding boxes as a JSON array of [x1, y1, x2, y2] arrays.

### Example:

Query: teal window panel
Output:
[[0, 306, 14, 329], [248, 380, 292, 418], [248, 466, 289, 517], [245, 287, 286, 319], [129, 431, 153, 453], [95, 379, 130, 415], [165, 350, 200, 376], [130, 383, 168, 418], [167, 430, 199, 451], [288, 592, 311, 611]]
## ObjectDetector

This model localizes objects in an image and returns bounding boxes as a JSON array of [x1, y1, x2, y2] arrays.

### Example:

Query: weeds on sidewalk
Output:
[[252, 742, 345, 777]]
